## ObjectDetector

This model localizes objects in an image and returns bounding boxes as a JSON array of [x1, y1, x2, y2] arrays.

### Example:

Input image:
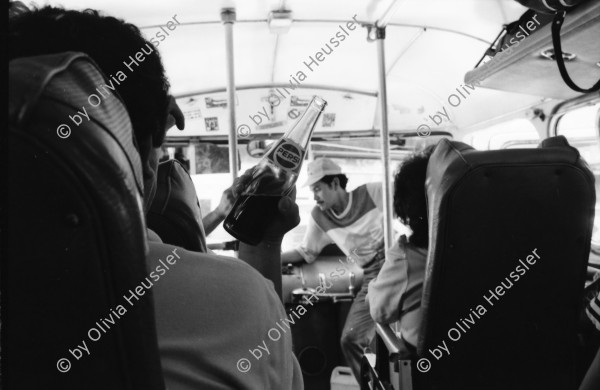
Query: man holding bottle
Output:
[[9, 5, 303, 389], [224, 97, 327, 297], [282, 158, 386, 382]]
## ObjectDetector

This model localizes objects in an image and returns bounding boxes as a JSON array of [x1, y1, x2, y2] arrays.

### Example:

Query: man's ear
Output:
[[331, 177, 340, 190], [154, 96, 184, 147], [165, 95, 185, 131]]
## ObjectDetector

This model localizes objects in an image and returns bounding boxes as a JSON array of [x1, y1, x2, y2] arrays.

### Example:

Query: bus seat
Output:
[[7, 52, 165, 389], [362, 137, 595, 390], [147, 159, 207, 252]]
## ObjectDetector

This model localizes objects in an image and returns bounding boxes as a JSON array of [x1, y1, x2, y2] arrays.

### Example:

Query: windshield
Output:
[[167, 134, 448, 253]]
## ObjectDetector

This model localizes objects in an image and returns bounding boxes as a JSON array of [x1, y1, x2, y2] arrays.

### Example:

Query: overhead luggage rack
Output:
[[465, 0, 600, 100]]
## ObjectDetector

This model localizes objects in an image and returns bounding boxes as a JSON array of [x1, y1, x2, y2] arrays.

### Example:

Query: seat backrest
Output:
[[417, 137, 595, 389], [147, 159, 207, 252], [7, 52, 164, 389]]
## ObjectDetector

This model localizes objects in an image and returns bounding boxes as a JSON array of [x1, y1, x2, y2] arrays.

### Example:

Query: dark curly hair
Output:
[[8, 6, 171, 148], [320, 174, 349, 190], [393, 145, 436, 248]]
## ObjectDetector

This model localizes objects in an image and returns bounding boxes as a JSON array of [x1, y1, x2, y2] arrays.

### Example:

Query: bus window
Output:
[[282, 153, 396, 253], [279, 137, 443, 253], [556, 103, 600, 256], [465, 118, 539, 150]]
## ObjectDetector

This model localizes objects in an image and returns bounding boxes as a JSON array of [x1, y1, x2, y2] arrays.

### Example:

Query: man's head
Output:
[[393, 145, 436, 248], [9, 5, 178, 209], [305, 158, 348, 212]]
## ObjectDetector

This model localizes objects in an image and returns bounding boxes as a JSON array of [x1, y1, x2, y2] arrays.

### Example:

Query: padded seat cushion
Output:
[[7, 52, 164, 389], [417, 137, 595, 388], [147, 159, 208, 252]]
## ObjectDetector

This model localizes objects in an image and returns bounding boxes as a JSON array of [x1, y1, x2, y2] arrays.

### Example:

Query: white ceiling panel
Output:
[[30, 0, 547, 137]]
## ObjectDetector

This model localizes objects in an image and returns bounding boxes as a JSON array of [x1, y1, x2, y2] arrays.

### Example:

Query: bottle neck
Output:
[[284, 97, 326, 148]]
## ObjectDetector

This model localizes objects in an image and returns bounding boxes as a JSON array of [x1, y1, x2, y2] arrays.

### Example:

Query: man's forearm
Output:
[[238, 240, 283, 299], [202, 209, 225, 236]]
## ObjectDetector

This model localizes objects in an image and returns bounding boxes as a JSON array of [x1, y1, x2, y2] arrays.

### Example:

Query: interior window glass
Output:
[[556, 103, 600, 256], [465, 118, 539, 150]]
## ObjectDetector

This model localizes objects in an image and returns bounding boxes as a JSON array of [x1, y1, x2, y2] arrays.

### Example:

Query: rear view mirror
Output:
[[246, 140, 271, 158]]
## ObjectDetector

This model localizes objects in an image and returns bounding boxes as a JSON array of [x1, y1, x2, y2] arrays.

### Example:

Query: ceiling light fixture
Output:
[[268, 10, 293, 34]]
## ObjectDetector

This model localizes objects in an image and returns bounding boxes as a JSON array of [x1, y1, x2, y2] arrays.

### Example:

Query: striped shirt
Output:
[[296, 182, 385, 267]]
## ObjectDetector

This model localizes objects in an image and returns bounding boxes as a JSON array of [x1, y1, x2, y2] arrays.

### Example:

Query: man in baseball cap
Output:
[[283, 157, 386, 382], [303, 158, 343, 187]]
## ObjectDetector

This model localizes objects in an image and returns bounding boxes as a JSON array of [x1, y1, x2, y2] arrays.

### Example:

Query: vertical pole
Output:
[[221, 8, 238, 181], [376, 26, 394, 249], [186, 145, 196, 175]]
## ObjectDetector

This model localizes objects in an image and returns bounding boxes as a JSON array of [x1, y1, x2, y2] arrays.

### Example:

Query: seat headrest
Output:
[[537, 134, 570, 148], [148, 159, 207, 252], [7, 52, 164, 389], [9, 51, 144, 194]]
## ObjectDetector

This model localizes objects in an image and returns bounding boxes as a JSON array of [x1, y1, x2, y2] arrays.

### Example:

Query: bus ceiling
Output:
[[44, 0, 600, 247]]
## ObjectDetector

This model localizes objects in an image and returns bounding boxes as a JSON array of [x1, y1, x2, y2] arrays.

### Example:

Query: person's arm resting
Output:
[[367, 255, 409, 324], [202, 187, 234, 236], [281, 212, 331, 265]]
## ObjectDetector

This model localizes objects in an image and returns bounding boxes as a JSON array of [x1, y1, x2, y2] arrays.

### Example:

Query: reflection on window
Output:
[[557, 103, 600, 254], [465, 118, 539, 150]]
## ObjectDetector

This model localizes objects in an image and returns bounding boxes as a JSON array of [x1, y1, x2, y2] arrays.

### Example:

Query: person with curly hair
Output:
[[367, 144, 436, 347]]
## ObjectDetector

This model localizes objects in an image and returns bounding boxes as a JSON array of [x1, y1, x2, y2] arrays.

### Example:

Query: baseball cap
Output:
[[303, 158, 343, 187]]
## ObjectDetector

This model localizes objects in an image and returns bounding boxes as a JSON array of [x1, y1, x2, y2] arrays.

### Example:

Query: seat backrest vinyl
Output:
[[147, 159, 207, 252], [7, 52, 164, 389], [417, 137, 595, 389]]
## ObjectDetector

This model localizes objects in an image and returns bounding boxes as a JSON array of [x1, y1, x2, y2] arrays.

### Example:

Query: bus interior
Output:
[[6, 0, 600, 389]]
